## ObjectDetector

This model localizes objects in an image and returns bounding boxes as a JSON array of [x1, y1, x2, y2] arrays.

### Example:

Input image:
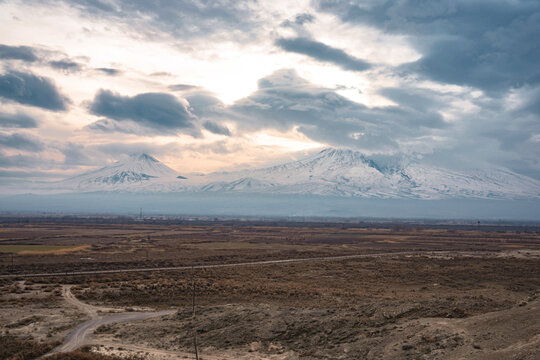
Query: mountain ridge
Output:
[[39, 148, 540, 199]]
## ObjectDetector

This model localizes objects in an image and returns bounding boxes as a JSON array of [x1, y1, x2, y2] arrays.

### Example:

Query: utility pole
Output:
[[191, 266, 199, 360], [140, 208, 143, 220]]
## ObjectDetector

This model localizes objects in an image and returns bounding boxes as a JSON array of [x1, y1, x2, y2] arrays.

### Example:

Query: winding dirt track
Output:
[[0, 250, 500, 279], [48, 287, 276, 359], [58, 310, 176, 353], [49, 286, 176, 354]]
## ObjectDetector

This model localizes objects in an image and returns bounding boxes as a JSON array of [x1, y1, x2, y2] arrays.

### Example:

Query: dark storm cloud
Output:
[[0, 44, 38, 62], [203, 121, 231, 136], [229, 69, 446, 150], [0, 111, 38, 128], [49, 59, 83, 72], [95, 67, 121, 76], [313, 0, 540, 94], [0, 70, 70, 111], [88, 89, 198, 134], [46, 0, 261, 41], [276, 37, 371, 72], [0, 132, 44, 151]]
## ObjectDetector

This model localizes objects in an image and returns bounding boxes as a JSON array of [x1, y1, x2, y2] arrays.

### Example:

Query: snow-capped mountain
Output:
[[192, 148, 540, 199], [57, 153, 187, 192], [47, 149, 540, 199]]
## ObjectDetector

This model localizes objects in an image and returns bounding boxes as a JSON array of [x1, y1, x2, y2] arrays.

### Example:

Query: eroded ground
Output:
[[0, 220, 539, 359]]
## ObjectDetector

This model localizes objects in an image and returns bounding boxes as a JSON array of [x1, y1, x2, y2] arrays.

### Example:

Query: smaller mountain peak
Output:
[[129, 153, 158, 162]]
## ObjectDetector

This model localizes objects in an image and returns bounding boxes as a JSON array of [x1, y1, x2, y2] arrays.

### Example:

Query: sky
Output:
[[0, 0, 539, 183]]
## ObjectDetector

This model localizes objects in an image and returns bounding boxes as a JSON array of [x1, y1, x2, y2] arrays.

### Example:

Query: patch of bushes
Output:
[[0, 335, 59, 360], [47, 346, 143, 359]]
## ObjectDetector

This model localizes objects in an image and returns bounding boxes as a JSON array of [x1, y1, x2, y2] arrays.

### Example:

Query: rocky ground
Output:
[[1, 222, 539, 359]]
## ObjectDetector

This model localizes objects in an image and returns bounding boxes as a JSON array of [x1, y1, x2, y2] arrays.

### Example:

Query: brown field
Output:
[[0, 220, 539, 359], [0, 244, 91, 255]]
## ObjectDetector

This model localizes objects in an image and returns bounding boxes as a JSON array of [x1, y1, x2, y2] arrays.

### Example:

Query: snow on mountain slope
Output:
[[46, 149, 540, 199], [191, 148, 540, 199], [57, 153, 187, 192]]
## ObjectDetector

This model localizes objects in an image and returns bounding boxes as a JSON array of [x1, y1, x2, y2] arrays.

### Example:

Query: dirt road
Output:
[[49, 286, 175, 353], [57, 310, 176, 352], [0, 250, 505, 279], [51, 287, 281, 359]]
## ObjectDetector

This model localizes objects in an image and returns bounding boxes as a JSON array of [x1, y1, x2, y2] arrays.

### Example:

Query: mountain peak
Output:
[[129, 153, 159, 162], [54, 148, 540, 199], [61, 152, 179, 189], [314, 147, 365, 162], [319, 147, 350, 154]]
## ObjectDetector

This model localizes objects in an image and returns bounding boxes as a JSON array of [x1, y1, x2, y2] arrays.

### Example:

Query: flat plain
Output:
[[1, 219, 539, 359]]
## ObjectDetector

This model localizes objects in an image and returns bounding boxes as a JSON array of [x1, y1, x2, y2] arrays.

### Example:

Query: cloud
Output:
[[314, 0, 540, 94], [0, 44, 86, 73], [88, 89, 198, 135], [0, 70, 71, 110], [70, 0, 116, 12], [0, 169, 62, 179], [49, 59, 83, 72], [281, 13, 315, 28], [169, 83, 200, 91], [0, 152, 44, 168], [184, 92, 230, 120], [92, 141, 178, 160], [180, 70, 446, 151], [293, 13, 315, 25], [84, 118, 132, 133], [275, 37, 370, 72], [60, 142, 93, 165], [377, 88, 449, 129], [95, 67, 121, 76], [0, 111, 38, 128], [203, 121, 231, 136], [0, 132, 44, 151], [517, 86, 540, 117], [280, 13, 315, 38], [47, 0, 262, 41], [0, 44, 38, 62], [230, 69, 446, 152]]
